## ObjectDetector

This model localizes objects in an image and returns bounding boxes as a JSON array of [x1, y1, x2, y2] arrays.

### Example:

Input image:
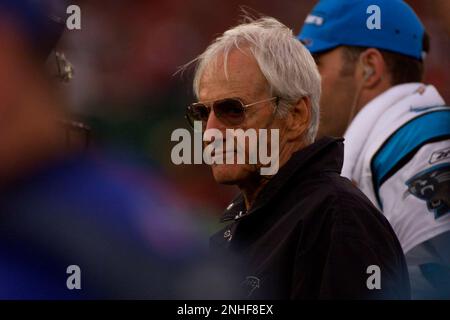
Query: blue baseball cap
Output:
[[297, 0, 426, 60]]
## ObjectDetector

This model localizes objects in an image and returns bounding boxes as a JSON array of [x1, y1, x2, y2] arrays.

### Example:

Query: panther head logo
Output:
[[406, 163, 450, 219], [241, 276, 260, 297]]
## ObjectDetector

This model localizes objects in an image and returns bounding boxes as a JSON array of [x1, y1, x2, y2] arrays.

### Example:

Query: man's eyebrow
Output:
[[198, 94, 248, 104], [198, 88, 254, 103]]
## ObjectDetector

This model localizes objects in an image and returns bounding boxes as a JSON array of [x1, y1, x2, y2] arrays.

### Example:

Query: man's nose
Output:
[[203, 110, 228, 148], [205, 109, 226, 131]]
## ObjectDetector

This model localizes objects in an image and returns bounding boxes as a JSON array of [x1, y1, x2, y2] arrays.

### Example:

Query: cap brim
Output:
[[297, 35, 340, 54]]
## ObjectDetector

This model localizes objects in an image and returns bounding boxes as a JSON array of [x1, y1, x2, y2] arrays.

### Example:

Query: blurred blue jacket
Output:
[[0, 152, 233, 299]]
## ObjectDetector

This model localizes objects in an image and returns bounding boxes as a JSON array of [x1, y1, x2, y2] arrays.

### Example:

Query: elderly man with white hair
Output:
[[185, 16, 410, 299]]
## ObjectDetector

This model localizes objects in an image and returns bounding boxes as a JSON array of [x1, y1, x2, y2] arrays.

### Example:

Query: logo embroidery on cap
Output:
[[305, 14, 324, 26]]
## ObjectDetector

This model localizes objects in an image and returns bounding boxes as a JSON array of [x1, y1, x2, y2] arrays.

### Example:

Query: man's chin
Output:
[[211, 163, 251, 185]]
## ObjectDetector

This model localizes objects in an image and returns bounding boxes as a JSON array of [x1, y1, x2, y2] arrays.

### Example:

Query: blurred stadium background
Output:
[[57, 0, 450, 227]]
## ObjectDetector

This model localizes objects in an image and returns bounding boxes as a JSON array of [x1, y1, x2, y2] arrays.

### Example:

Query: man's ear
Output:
[[285, 96, 311, 142], [357, 48, 388, 89]]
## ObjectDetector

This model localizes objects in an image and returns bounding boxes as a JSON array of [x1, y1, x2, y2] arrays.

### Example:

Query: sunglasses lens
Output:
[[187, 104, 209, 127], [214, 99, 245, 125]]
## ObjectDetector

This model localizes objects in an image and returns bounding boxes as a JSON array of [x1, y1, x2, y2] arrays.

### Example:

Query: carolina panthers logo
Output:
[[406, 163, 450, 219], [241, 276, 260, 297]]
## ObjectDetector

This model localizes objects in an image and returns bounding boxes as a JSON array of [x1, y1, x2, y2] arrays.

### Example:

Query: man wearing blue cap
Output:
[[298, 0, 450, 298]]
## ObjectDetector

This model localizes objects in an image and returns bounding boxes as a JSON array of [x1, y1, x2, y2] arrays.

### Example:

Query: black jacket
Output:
[[211, 137, 411, 299]]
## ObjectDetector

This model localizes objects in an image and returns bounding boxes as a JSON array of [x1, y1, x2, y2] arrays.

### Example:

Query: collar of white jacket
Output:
[[342, 82, 446, 179]]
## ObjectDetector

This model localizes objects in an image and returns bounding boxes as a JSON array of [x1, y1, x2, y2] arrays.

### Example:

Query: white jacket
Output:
[[342, 83, 450, 254]]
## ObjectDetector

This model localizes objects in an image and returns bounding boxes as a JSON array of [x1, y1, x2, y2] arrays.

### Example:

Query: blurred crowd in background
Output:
[[57, 0, 450, 227]]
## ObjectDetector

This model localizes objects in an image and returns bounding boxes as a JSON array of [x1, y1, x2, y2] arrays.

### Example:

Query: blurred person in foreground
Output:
[[298, 0, 450, 298], [184, 15, 410, 299], [0, 0, 236, 299]]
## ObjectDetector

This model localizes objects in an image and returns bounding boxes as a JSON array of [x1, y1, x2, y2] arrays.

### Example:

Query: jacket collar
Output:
[[220, 136, 344, 222]]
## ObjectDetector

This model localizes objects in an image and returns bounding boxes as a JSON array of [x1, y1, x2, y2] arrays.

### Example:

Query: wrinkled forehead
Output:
[[198, 48, 269, 100]]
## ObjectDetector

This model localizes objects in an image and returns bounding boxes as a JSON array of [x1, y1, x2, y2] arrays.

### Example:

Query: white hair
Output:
[[189, 16, 321, 144]]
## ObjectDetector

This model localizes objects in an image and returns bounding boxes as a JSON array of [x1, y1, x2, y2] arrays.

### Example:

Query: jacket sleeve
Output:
[[316, 200, 411, 299]]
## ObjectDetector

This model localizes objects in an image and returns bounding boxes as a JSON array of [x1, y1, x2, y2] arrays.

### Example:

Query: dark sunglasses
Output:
[[186, 96, 279, 129]]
